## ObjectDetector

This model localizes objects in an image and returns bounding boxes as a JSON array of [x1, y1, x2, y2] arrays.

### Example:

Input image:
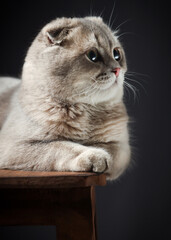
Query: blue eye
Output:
[[87, 50, 99, 62], [113, 48, 121, 61]]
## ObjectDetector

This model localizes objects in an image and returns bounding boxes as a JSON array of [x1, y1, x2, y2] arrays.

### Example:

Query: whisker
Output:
[[126, 71, 150, 80], [117, 32, 134, 38], [126, 71, 150, 78], [99, 7, 106, 18], [108, 2, 116, 28], [71, 84, 93, 97], [75, 84, 93, 94], [114, 19, 131, 32], [89, 0, 93, 16], [124, 84, 131, 100], [90, 76, 98, 83], [90, 85, 101, 105], [111, 16, 118, 30], [71, 80, 98, 98], [91, 76, 115, 85], [124, 81, 139, 103], [125, 76, 147, 95]]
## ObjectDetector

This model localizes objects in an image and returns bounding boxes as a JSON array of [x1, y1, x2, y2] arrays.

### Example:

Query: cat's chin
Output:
[[75, 83, 123, 105], [97, 78, 116, 90], [95, 87, 123, 104]]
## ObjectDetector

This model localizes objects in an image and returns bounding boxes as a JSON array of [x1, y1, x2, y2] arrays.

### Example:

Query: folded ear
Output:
[[46, 27, 71, 45], [42, 18, 78, 46]]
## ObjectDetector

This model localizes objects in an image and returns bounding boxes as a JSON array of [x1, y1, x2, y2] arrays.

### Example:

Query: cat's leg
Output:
[[0, 139, 111, 173]]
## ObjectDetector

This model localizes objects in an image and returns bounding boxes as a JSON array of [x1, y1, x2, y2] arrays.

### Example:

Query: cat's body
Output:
[[0, 17, 130, 180]]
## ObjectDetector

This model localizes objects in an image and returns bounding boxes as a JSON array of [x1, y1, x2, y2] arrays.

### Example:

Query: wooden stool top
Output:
[[0, 170, 106, 189]]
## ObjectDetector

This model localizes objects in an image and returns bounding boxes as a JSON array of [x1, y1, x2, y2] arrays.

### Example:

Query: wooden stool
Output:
[[0, 170, 106, 240]]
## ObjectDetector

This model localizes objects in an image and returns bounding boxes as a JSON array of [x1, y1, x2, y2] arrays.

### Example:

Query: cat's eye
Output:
[[86, 49, 100, 63], [113, 48, 121, 61]]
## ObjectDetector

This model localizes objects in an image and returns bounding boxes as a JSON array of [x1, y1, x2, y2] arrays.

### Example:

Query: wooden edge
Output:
[[0, 170, 106, 188]]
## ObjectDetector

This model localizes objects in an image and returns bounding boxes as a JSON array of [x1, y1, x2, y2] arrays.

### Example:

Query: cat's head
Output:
[[22, 17, 127, 105]]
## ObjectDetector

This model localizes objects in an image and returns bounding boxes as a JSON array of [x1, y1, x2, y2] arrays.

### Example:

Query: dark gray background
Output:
[[0, 0, 171, 239]]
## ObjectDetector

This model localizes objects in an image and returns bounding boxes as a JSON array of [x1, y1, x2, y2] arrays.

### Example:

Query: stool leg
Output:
[[55, 186, 97, 240], [0, 187, 97, 239]]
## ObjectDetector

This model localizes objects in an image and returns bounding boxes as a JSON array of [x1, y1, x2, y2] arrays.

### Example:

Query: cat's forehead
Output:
[[79, 17, 119, 50], [42, 17, 120, 52]]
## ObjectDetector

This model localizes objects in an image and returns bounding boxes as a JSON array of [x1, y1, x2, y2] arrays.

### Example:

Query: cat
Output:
[[0, 16, 130, 180]]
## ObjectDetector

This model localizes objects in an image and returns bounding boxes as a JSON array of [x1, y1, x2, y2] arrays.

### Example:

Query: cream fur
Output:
[[0, 17, 130, 180]]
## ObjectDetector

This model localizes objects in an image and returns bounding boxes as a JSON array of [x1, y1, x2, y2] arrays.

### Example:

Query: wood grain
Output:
[[0, 170, 106, 188]]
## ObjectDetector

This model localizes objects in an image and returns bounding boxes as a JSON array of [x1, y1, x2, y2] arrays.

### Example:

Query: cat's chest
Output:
[[88, 110, 128, 143], [49, 103, 128, 143], [89, 116, 127, 142]]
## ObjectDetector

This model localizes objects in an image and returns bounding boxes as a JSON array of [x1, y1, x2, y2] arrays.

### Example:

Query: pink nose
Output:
[[112, 68, 120, 77]]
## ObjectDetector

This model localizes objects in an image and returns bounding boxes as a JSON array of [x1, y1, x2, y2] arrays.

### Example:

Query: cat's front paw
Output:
[[74, 148, 111, 173]]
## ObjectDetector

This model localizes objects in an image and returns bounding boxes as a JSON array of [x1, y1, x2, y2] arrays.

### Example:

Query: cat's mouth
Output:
[[95, 72, 118, 89]]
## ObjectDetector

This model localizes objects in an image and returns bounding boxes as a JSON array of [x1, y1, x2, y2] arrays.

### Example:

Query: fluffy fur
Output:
[[0, 17, 130, 180]]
